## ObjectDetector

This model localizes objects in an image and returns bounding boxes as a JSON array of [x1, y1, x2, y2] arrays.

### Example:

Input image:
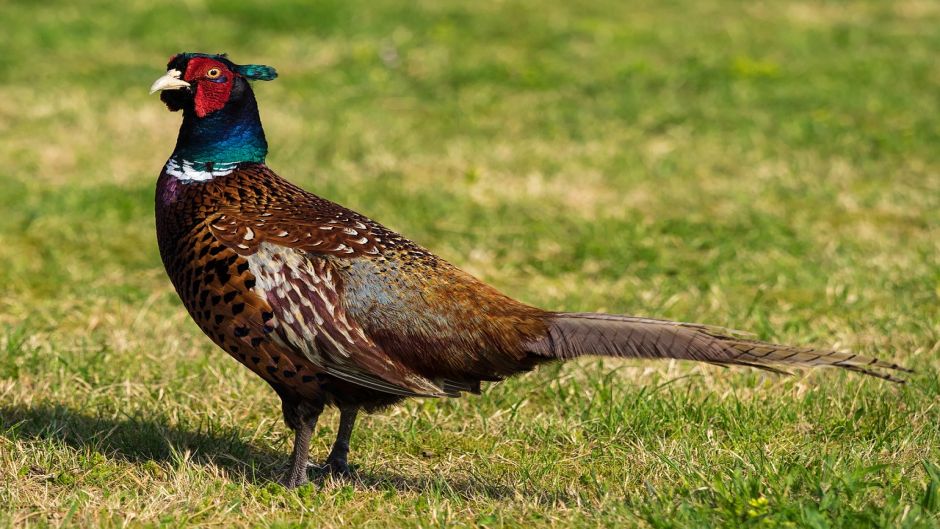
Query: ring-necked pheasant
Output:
[[150, 53, 911, 488]]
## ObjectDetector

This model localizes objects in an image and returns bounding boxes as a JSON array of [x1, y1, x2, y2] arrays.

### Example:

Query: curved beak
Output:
[[149, 69, 190, 95]]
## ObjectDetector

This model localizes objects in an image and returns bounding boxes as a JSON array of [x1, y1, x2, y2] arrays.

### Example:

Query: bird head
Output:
[[150, 53, 277, 118]]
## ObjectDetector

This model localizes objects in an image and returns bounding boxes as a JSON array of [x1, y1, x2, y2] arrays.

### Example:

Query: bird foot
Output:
[[278, 470, 309, 489], [309, 457, 352, 477]]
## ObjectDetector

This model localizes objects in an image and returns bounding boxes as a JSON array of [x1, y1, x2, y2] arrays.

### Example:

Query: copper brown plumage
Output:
[[151, 53, 911, 488]]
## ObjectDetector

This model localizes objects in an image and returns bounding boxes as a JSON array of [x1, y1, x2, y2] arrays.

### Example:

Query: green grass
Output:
[[1, 0, 938, 526]]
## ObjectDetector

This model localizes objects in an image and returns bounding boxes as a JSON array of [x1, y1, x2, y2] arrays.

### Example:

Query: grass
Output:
[[0, 0, 938, 526]]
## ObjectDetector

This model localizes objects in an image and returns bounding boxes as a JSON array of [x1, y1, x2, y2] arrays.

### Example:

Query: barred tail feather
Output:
[[527, 313, 912, 383]]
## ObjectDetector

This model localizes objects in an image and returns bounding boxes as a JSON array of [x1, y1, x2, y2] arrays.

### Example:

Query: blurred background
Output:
[[0, 0, 937, 527]]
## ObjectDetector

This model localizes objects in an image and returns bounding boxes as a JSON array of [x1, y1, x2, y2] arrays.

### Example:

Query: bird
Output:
[[150, 52, 911, 488]]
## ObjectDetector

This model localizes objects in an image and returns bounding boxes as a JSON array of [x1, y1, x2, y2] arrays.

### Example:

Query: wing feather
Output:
[[212, 226, 448, 397]]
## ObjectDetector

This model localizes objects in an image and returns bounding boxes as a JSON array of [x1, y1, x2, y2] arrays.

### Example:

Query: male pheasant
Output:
[[151, 53, 910, 488]]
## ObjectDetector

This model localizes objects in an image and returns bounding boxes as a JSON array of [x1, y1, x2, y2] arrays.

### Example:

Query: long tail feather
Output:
[[526, 313, 912, 383]]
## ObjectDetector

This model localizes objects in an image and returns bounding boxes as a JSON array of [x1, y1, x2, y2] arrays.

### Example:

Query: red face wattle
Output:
[[182, 57, 235, 118]]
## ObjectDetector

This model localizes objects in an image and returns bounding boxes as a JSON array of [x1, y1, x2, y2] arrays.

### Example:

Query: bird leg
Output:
[[279, 398, 323, 488], [322, 406, 358, 476]]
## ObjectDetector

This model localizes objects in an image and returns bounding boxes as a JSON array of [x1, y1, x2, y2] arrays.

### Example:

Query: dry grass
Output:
[[0, 0, 938, 527]]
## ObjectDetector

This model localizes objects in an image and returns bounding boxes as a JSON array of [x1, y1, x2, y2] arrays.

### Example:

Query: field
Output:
[[0, 0, 938, 527]]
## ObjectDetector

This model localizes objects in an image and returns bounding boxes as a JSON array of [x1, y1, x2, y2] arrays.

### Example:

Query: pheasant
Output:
[[150, 53, 910, 488]]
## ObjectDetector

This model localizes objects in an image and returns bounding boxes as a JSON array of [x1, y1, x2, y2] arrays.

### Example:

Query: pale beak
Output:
[[149, 69, 191, 94]]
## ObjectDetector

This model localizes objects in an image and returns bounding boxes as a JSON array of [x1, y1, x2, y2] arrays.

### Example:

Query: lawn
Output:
[[0, 0, 938, 527]]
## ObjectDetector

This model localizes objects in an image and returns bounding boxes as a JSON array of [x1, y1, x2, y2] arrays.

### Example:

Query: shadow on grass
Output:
[[0, 402, 284, 483], [0, 403, 534, 501]]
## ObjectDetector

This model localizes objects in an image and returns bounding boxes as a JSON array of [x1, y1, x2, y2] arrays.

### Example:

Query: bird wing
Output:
[[207, 207, 449, 397]]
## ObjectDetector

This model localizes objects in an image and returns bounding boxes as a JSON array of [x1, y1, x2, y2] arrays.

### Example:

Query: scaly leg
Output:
[[278, 398, 323, 488], [322, 406, 358, 476]]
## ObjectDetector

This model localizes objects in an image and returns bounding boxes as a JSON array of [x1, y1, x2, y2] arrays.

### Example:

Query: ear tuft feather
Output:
[[169, 52, 278, 81], [235, 64, 278, 81]]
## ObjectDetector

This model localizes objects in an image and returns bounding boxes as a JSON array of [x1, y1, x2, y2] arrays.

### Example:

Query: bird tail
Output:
[[526, 312, 912, 383]]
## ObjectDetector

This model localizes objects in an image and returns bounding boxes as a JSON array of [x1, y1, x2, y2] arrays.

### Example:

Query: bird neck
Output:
[[170, 87, 268, 168]]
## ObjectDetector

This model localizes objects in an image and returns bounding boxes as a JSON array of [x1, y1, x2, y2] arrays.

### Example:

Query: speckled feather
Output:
[[156, 164, 555, 409], [157, 162, 911, 413]]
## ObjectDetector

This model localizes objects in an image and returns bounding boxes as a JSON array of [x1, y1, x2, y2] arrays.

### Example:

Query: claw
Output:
[[318, 457, 353, 477]]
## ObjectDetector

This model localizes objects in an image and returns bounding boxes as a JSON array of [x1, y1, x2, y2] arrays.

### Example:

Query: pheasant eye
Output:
[[206, 68, 222, 79]]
